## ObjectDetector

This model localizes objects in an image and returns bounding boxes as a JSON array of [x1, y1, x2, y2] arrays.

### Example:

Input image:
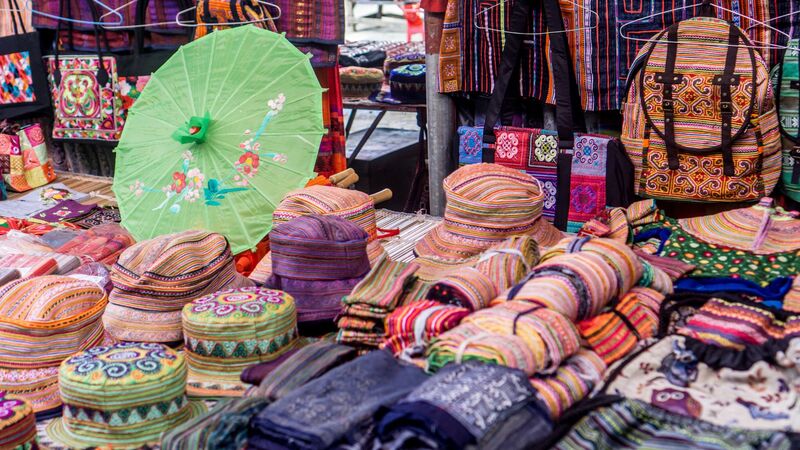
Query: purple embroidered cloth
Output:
[[30, 200, 97, 223]]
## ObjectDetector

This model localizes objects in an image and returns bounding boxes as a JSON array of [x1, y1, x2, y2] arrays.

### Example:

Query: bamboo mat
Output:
[[7, 172, 117, 207], [376, 209, 442, 262]]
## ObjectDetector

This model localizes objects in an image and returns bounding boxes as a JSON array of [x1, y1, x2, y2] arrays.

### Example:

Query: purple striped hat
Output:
[[264, 215, 371, 323]]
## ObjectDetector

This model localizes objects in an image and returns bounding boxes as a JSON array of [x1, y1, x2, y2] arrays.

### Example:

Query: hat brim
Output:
[[249, 241, 385, 285], [415, 218, 563, 261], [45, 400, 207, 450], [186, 337, 313, 398]]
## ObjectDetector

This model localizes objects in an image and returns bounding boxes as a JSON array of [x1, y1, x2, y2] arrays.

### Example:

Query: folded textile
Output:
[[381, 300, 470, 357], [530, 349, 607, 419], [56, 223, 135, 265], [374, 361, 546, 450], [29, 200, 97, 223], [250, 341, 357, 401], [249, 351, 427, 450], [0, 253, 57, 277], [0, 268, 19, 286], [162, 397, 268, 450], [675, 276, 793, 303]]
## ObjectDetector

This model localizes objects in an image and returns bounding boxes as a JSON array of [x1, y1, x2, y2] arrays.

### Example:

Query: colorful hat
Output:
[[46, 343, 206, 449], [263, 216, 371, 323], [103, 230, 253, 343], [415, 163, 562, 261], [339, 66, 384, 98], [384, 52, 425, 74], [182, 287, 300, 397], [0, 276, 107, 415], [388, 64, 426, 104], [249, 186, 389, 283], [0, 392, 37, 449], [678, 197, 800, 255]]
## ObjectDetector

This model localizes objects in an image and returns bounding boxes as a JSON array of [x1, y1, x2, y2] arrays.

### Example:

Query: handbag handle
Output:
[[134, 0, 195, 58], [53, 0, 110, 87], [481, 0, 586, 161], [7, 0, 28, 35]]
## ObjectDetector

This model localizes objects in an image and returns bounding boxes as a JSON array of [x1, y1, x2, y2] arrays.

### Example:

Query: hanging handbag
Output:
[[0, 123, 56, 192], [772, 38, 800, 203], [457, 0, 634, 232], [621, 11, 781, 203], [0, 0, 52, 119], [44, 0, 124, 142]]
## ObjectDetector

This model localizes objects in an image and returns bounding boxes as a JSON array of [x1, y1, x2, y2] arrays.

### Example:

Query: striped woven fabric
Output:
[[623, 17, 781, 202], [678, 297, 800, 349], [0, 393, 37, 449], [553, 398, 794, 449], [0, 253, 57, 278], [381, 300, 470, 356], [55, 223, 135, 265], [415, 163, 561, 261], [774, 38, 800, 203], [161, 397, 268, 450], [577, 287, 664, 365], [336, 256, 420, 351], [182, 287, 299, 398], [473, 235, 541, 291], [530, 348, 606, 419], [194, 0, 277, 39], [104, 230, 253, 343], [47, 343, 204, 449], [0, 276, 107, 414], [427, 268, 498, 311], [252, 341, 357, 402], [541, 237, 644, 294]]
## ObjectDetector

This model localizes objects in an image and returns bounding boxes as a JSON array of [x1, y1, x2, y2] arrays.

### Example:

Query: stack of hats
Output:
[[415, 163, 562, 261], [262, 216, 372, 327], [339, 66, 385, 98], [46, 343, 205, 449], [0, 392, 37, 449], [383, 52, 425, 74], [250, 185, 388, 284], [182, 287, 300, 397], [0, 276, 107, 415], [388, 64, 426, 103], [103, 230, 253, 343]]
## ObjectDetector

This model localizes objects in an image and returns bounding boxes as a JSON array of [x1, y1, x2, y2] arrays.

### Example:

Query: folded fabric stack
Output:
[[0, 254, 56, 278], [249, 351, 427, 450], [0, 276, 108, 416], [0, 392, 37, 450], [162, 397, 268, 450], [55, 223, 135, 265], [337, 256, 420, 351], [46, 343, 205, 449], [103, 230, 253, 343], [530, 349, 607, 419], [382, 300, 471, 358], [182, 287, 300, 398], [29, 200, 97, 225], [373, 361, 549, 450]]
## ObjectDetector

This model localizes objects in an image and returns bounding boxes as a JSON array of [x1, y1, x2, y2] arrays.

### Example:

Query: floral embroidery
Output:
[[495, 131, 519, 159], [0, 392, 23, 420], [534, 134, 557, 162], [128, 94, 289, 213]]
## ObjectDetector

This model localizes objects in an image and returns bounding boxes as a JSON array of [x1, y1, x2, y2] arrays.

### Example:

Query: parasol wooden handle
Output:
[[370, 189, 392, 204], [329, 168, 355, 184], [336, 172, 359, 188]]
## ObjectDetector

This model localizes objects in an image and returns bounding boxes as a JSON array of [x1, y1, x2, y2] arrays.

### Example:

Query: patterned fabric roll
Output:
[[577, 287, 664, 365], [427, 267, 498, 311], [415, 163, 563, 261], [381, 300, 470, 356], [553, 399, 794, 450], [105, 230, 253, 343], [55, 223, 135, 265], [0, 392, 37, 450], [46, 343, 205, 449], [530, 348, 607, 419], [0, 276, 107, 415], [473, 235, 540, 292], [264, 215, 370, 323], [0, 254, 57, 278], [182, 287, 300, 398]]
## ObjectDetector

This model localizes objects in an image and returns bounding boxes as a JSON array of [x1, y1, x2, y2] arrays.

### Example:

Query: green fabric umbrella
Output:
[[113, 26, 324, 253]]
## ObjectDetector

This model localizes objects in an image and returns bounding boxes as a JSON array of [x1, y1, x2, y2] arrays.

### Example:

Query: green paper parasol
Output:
[[113, 26, 324, 253]]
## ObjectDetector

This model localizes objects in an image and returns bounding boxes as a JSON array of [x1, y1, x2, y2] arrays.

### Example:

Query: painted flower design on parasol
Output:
[[127, 94, 289, 213]]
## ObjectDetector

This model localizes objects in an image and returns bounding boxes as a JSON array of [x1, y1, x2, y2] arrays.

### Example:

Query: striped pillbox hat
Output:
[[104, 230, 253, 343]]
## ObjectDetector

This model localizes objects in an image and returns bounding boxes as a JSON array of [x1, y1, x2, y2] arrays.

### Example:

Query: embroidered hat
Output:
[[415, 164, 563, 261], [249, 186, 389, 284], [46, 343, 206, 449], [103, 230, 253, 343], [0, 276, 108, 415], [339, 66, 384, 98], [0, 392, 37, 449], [182, 287, 301, 398], [262, 216, 371, 324], [388, 64, 426, 104]]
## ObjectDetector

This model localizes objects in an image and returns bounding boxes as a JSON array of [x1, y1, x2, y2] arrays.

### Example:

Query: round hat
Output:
[[104, 230, 254, 343], [388, 64, 426, 104], [0, 276, 107, 415], [0, 392, 37, 449], [415, 163, 563, 260], [250, 186, 389, 284], [340, 66, 384, 98], [46, 342, 206, 449], [182, 287, 300, 398], [263, 215, 371, 323]]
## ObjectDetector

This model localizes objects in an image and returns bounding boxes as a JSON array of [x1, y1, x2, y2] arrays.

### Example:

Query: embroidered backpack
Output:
[[772, 38, 800, 203], [622, 17, 781, 202]]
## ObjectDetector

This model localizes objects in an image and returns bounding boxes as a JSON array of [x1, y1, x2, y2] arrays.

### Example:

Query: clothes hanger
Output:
[[619, 0, 791, 50], [743, 9, 800, 50], [175, 0, 282, 28], [474, 0, 599, 37], [0, 0, 123, 26], [97, 0, 192, 30]]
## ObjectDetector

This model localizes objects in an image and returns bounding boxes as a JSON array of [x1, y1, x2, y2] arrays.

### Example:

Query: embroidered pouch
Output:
[[0, 124, 56, 192]]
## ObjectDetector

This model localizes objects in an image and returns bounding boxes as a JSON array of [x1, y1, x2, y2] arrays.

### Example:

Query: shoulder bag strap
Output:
[[8, 0, 27, 35]]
